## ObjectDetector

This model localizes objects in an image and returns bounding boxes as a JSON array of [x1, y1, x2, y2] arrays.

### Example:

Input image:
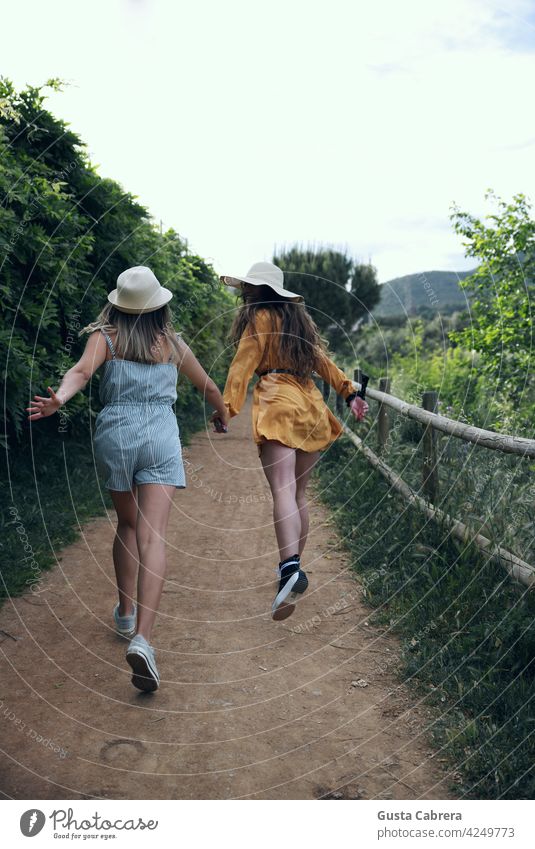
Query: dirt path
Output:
[[0, 398, 454, 800]]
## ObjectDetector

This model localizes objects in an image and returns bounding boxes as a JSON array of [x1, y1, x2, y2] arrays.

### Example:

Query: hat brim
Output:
[[107, 287, 173, 314], [220, 275, 303, 303]]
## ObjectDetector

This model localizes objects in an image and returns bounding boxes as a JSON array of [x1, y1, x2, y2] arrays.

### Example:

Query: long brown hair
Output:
[[81, 303, 182, 364], [229, 284, 327, 383]]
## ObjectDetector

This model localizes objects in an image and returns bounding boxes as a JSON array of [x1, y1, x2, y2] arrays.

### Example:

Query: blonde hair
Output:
[[81, 303, 182, 364]]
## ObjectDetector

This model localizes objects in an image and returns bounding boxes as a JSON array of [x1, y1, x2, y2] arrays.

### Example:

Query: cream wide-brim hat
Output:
[[220, 261, 304, 303], [108, 266, 173, 314]]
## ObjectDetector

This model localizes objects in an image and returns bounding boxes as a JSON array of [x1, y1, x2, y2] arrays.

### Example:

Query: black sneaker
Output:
[[271, 554, 309, 621]]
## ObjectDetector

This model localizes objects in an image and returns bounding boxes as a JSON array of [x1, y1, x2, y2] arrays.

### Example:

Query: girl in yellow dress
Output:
[[216, 261, 368, 620]]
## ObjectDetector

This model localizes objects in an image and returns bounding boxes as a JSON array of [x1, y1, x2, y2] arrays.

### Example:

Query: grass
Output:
[[314, 435, 535, 799]]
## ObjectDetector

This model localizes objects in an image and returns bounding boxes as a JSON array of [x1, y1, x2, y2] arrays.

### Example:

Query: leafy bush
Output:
[[0, 79, 234, 599], [450, 191, 534, 395]]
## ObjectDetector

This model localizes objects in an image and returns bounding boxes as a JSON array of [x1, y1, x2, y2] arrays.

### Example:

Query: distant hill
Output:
[[373, 269, 477, 317]]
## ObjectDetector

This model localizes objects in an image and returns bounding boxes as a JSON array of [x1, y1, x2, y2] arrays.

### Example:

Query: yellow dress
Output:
[[222, 308, 356, 453]]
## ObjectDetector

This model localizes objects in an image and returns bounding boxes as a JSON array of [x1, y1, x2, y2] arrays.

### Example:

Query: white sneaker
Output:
[[126, 634, 160, 692]]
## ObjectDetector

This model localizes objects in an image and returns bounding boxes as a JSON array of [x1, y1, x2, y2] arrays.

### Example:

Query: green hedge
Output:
[[0, 79, 234, 600]]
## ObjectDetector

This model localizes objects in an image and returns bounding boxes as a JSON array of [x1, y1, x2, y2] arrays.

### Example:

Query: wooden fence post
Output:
[[422, 390, 439, 502], [378, 377, 390, 452]]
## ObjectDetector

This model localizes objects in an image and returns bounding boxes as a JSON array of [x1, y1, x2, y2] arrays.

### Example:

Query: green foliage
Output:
[[0, 78, 233, 442], [380, 330, 482, 417], [450, 191, 534, 397], [356, 310, 532, 433], [356, 312, 477, 401], [0, 79, 233, 600], [272, 245, 380, 350]]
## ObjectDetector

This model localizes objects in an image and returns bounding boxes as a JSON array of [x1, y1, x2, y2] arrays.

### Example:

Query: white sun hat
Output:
[[220, 261, 303, 302], [108, 266, 173, 314]]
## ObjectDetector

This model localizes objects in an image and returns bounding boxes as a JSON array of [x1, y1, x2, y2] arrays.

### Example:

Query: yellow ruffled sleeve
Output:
[[222, 311, 269, 417], [314, 348, 355, 400]]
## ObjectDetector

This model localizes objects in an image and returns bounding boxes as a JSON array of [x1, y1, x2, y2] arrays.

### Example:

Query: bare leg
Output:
[[259, 440, 300, 561], [135, 484, 176, 641], [295, 449, 321, 556], [110, 489, 139, 616]]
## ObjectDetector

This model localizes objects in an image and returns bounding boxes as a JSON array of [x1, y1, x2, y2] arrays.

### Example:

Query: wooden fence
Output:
[[325, 371, 535, 589]]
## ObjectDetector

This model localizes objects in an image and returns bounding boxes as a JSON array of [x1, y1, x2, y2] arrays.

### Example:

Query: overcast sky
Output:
[[3, 0, 535, 282]]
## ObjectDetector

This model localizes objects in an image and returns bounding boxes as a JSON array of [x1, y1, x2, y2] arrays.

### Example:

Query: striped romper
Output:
[[93, 331, 186, 491]]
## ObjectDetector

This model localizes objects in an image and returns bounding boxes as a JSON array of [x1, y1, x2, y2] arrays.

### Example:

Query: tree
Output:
[[449, 191, 534, 398], [350, 262, 381, 319], [272, 245, 380, 350]]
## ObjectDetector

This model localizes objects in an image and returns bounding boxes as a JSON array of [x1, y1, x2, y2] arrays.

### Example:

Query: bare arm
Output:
[[27, 331, 107, 421], [176, 337, 228, 425]]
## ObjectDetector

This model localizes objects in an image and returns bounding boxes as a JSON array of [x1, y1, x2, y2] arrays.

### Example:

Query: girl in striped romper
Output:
[[28, 267, 229, 692]]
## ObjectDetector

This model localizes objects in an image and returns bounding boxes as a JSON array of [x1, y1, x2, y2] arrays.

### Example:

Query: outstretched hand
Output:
[[349, 396, 369, 422], [209, 409, 229, 433], [27, 387, 63, 421]]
